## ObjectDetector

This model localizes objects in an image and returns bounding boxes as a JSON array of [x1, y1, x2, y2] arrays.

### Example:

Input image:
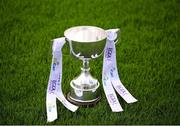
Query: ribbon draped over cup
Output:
[[46, 29, 137, 122]]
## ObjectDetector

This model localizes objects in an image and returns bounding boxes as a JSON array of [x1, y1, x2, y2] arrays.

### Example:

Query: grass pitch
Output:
[[0, 0, 179, 124]]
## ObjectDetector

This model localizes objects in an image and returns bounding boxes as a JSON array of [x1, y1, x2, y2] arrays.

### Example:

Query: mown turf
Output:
[[0, 0, 179, 124]]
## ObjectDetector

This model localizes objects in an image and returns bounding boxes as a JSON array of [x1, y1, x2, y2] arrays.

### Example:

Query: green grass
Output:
[[0, 0, 179, 124]]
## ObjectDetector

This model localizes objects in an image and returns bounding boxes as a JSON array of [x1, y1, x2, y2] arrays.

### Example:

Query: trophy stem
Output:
[[81, 59, 90, 72]]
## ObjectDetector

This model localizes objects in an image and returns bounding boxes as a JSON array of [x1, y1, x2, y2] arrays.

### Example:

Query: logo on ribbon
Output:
[[107, 93, 117, 105], [105, 47, 113, 59], [48, 103, 55, 112], [49, 80, 57, 93], [110, 67, 115, 77], [52, 58, 59, 71], [116, 85, 128, 96]]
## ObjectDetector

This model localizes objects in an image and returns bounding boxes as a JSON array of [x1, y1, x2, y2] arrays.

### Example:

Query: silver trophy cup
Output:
[[64, 26, 118, 106]]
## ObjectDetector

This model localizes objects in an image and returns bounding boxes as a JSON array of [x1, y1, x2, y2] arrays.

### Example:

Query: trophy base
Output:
[[67, 80, 101, 107], [67, 93, 101, 107], [67, 59, 101, 107]]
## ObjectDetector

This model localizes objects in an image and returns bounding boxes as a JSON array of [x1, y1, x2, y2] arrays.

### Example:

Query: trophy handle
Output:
[[51, 39, 70, 57], [91, 28, 120, 59], [106, 28, 120, 44]]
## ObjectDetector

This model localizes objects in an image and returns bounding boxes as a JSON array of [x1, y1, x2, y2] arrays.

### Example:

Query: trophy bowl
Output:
[[64, 26, 107, 106], [64, 26, 107, 59]]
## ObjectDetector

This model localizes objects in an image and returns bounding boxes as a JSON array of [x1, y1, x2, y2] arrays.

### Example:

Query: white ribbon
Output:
[[46, 29, 137, 122], [102, 29, 138, 112], [46, 37, 78, 122]]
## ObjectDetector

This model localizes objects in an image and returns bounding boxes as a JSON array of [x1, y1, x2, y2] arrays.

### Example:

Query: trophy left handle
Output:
[[51, 38, 70, 56]]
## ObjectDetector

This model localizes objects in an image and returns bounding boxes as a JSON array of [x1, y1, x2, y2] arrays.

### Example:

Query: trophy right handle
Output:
[[106, 28, 120, 44], [95, 28, 121, 58], [90, 28, 121, 59]]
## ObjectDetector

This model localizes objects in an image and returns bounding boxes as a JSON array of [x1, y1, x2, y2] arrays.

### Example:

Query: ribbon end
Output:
[[126, 98, 138, 104], [112, 108, 124, 112], [47, 115, 57, 123]]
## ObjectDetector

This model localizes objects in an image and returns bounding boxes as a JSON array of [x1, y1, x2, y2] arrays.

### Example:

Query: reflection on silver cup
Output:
[[64, 26, 107, 106]]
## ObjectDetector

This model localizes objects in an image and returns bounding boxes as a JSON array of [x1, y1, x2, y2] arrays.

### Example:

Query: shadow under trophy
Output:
[[64, 26, 119, 106]]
